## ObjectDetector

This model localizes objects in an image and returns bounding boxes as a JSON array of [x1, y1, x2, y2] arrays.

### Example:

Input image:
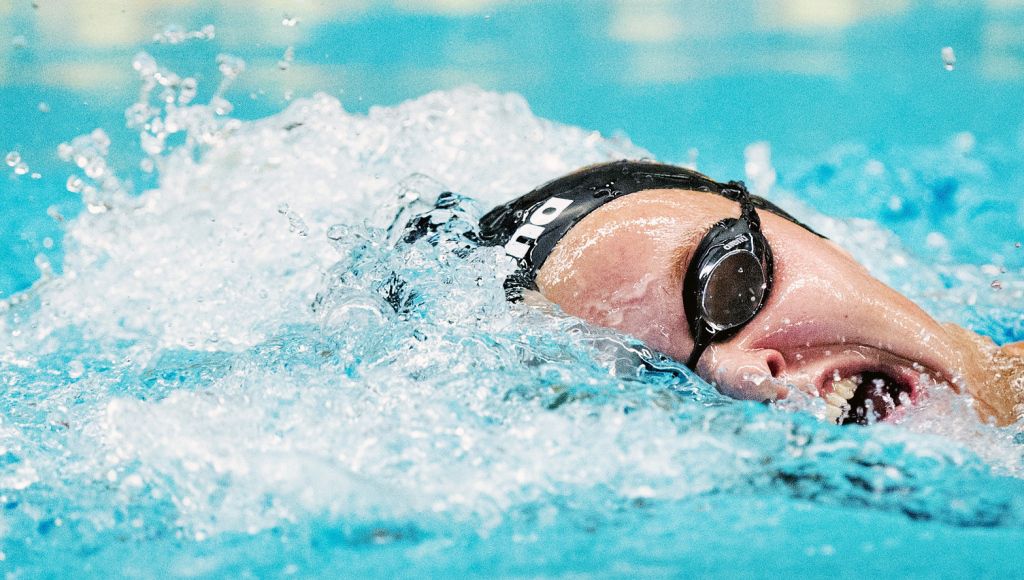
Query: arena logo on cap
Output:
[[503, 197, 573, 259]]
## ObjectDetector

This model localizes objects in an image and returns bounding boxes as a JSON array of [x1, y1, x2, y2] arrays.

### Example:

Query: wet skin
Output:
[[535, 189, 1024, 425]]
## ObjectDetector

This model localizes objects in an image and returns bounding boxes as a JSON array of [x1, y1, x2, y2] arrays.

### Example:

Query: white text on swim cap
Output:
[[504, 197, 574, 259]]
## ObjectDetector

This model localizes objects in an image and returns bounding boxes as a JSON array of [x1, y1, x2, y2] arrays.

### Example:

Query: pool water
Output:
[[1, 1, 1024, 577]]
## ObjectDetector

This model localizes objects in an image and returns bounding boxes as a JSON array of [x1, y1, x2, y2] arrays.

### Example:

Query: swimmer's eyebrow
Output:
[[669, 226, 710, 284]]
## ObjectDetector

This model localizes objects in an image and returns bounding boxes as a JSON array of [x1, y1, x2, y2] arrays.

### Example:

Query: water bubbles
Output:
[[37, 101, 50, 113], [281, 14, 300, 27], [6, 152, 30, 176], [210, 96, 233, 116], [278, 46, 295, 71], [941, 46, 956, 71], [68, 360, 84, 379], [277, 203, 309, 237], [178, 77, 198, 105], [952, 131, 975, 154], [981, 264, 1002, 276], [326, 224, 349, 242], [45, 205, 64, 222], [152, 23, 216, 44], [84, 158, 105, 179], [62, 176, 82, 193], [131, 51, 159, 78], [216, 53, 246, 80], [206, 54, 247, 116], [34, 253, 52, 277], [89, 128, 111, 152]]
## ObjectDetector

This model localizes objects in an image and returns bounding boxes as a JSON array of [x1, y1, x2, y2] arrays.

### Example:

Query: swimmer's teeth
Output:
[[824, 402, 842, 423], [832, 378, 858, 401], [825, 392, 847, 408], [824, 378, 859, 424]]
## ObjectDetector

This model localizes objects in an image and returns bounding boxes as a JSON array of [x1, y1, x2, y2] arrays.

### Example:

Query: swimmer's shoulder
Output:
[[1002, 341, 1024, 359]]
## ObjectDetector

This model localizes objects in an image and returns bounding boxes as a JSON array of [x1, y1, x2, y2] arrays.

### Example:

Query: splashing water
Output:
[[2, 53, 1024, 576], [942, 46, 956, 71]]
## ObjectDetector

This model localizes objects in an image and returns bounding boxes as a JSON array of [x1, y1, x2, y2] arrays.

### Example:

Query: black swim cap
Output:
[[478, 160, 819, 292]]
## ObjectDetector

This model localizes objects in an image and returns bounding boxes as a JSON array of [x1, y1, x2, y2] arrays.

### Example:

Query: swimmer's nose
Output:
[[697, 342, 789, 402]]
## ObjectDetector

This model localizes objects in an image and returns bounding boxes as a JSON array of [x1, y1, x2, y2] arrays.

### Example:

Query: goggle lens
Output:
[[700, 251, 766, 330]]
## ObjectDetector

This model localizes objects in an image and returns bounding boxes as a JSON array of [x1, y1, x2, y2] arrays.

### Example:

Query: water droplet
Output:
[[11, 36, 27, 49], [13, 162, 29, 175], [327, 224, 348, 241], [152, 23, 216, 44], [981, 264, 1001, 276], [925, 232, 947, 248], [37, 101, 50, 113], [84, 158, 105, 179], [179, 77, 198, 105], [210, 96, 233, 116], [287, 213, 308, 237], [991, 280, 1003, 291], [216, 53, 246, 80], [131, 51, 159, 77], [282, 14, 300, 27], [278, 46, 295, 71], [1015, 242, 1021, 249], [941, 46, 956, 71], [68, 359, 84, 379], [90, 128, 111, 151], [5, 151, 21, 167]]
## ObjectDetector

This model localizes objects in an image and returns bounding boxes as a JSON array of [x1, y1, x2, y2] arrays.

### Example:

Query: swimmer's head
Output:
[[478, 160, 818, 291], [479, 160, 821, 372], [480, 160, 999, 425]]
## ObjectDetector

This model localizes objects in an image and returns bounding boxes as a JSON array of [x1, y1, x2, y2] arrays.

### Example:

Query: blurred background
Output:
[[1, 0, 1023, 296]]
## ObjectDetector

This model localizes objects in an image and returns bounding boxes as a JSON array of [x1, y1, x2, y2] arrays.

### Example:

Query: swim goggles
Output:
[[682, 182, 773, 369]]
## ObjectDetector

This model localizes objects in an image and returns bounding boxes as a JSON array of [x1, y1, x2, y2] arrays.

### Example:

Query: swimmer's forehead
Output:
[[536, 188, 738, 288]]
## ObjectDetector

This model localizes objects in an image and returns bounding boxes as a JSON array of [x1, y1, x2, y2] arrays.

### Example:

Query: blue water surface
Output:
[[1, 1, 1024, 577]]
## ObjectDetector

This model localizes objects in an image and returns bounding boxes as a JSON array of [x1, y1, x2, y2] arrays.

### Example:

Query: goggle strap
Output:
[[686, 324, 715, 370], [723, 181, 760, 229]]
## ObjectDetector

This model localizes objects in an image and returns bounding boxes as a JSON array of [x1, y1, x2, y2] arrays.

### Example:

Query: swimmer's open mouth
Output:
[[822, 370, 915, 425]]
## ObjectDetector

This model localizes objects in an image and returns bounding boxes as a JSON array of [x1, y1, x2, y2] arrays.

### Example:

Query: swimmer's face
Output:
[[536, 189, 995, 423]]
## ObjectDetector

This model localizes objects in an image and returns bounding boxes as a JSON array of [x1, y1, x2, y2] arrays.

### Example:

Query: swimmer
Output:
[[479, 160, 1024, 426]]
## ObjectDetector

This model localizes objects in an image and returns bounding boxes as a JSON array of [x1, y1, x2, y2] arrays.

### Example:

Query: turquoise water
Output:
[[1, 1, 1024, 577]]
